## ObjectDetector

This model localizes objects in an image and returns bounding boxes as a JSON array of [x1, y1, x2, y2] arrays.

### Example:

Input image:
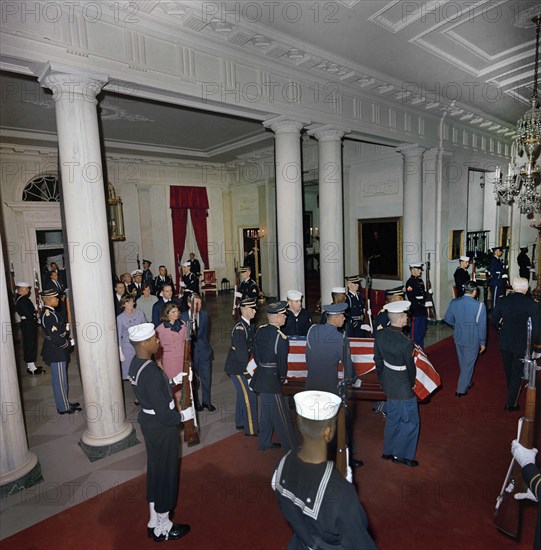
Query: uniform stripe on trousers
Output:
[[236, 375, 255, 435]]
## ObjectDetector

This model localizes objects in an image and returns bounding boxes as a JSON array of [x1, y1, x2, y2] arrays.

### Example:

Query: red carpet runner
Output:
[[5, 330, 539, 549]]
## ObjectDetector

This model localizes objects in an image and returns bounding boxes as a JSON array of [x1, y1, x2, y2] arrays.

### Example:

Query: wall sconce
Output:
[[479, 175, 485, 189], [107, 183, 126, 241]]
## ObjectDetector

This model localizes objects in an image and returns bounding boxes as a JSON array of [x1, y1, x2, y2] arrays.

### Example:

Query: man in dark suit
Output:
[[492, 277, 541, 411], [154, 265, 175, 296], [114, 281, 127, 316], [517, 246, 532, 281], [182, 294, 215, 412], [152, 284, 182, 327]]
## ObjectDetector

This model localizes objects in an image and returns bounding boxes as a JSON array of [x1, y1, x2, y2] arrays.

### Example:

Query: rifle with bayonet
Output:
[[33, 269, 43, 320], [494, 317, 539, 538], [336, 332, 349, 478], [425, 253, 436, 319], [365, 263, 374, 334]]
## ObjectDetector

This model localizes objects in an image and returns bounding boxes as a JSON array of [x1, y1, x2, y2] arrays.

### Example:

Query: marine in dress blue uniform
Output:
[[238, 266, 259, 300], [488, 246, 508, 308], [224, 298, 259, 435], [40, 289, 80, 414], [443, 282, 486, 396], [127, 323, 191, 543], [272, 391, 376, 550], [345, 275, 366, 337], [250, 302, 296, 451], [406, 262, 428, 348], [374, 300, 420, 467], [283, 289, 312, 337], [142, 259, 154, 291], [453, 256, 471, 298]]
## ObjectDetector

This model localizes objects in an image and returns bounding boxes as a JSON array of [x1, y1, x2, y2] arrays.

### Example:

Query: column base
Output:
[[79, 425, 139, 463], [0, 460, 43, 498]]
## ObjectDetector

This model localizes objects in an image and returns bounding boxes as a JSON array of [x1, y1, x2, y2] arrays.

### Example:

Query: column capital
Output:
[[307, 125, 350, 142], [263, 115, 310, 135], [38, 63, 108, 105], [396, 143, 428, 158]]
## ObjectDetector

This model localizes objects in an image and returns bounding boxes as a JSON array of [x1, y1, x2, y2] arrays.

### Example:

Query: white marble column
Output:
[[39, 65, 134, 458], [397, 144, 427, 280], [263, 116, 309, 298], [308, 126, 350, 302], [0, 233, 42, 495]]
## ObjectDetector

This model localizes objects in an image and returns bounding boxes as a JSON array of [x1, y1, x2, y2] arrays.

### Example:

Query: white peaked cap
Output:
[[383, 300, 411, 313]]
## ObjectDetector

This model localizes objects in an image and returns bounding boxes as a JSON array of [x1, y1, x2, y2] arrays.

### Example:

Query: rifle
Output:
[[494, 317, 538, 538], [64, 288, 75, 346], [136, 253, 141, 271], [33, 269, 43, 319], [365, 265, 374, 333], [9, 262, 16, 299], [471, 257, 477, 283], [180, 293, 200, 446], [232, 284, 240, 320], [425, 253, 436, 319], [335, 333, 349, 478]]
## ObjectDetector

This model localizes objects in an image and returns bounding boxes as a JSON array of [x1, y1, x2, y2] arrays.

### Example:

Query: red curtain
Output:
[[170, 186, 210, 287]]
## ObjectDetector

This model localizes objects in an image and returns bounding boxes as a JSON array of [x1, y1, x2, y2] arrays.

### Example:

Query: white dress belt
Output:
[[384, 360, 406, 372], [143, 400, 175, 414]]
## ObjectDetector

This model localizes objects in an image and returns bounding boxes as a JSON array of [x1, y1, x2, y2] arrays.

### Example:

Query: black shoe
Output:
[[58, 406, 82, 415], [381, 454, 393, 460], [195, 403, 203, 412], [392, 457, 419, 467], [235, 425, 243, 430], [259, 443, 281, 451], [455, 392, 467, 397], [153, 523, 190, 542], [27, 367, 46, 375], [468, 382, 474, 389], [350, 458, 364, 468], [147, 527, 155, 538], [505, 405, 520, 411], [202, 403, 216, 412], [245, 432, 258, 437], [69, 402, 80, 408]]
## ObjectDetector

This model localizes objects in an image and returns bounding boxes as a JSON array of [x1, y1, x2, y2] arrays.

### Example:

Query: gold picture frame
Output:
[[449, 230, 464, 260], [499, 226, 510, 248]]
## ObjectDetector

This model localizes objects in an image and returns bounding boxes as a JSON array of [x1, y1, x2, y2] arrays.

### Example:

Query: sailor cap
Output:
[[294, 390, 341, 421], [128, 323, 155, 342]]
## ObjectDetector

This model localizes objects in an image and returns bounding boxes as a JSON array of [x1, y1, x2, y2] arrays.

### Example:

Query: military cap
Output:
[[286, 290, 303, 301], [128, 323, 155, 342], [409, 262, 424, 270], [131, 269, 143, 277], [385, 285, 404, 297], [459, 256, 470, 262], [182, 261, 191, 267], [491, 246, 503, 252], [16, 281, 32, 288], [142, 259, 152, 265], [383, 300, 411, 313], [40, 289, 59, 297], [519, 245, 529, 251], [266, 301, 287, 314], [240, 266, 252, 273], [294, 390, 341, 421], [345, 275, 361, 284], [239, 297, 257, 308], [331, 286, 346, 294], [322, 303, 348, 314]]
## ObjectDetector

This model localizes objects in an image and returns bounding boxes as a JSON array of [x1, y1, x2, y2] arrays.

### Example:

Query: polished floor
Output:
[[0, 293, 452, 540]]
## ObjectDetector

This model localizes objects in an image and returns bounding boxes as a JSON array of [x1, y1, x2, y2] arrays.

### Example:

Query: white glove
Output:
[[172, 372, 188, 385], [514, 488, 538, 502], [65, 323, 70, 332], [428, 289, 433, 294], [532, 351, 541, 359], [181, 407, 194, 422], [70, 338, 76, 346], [235, 291, 242, 298], [346, 465, 353, 483], [511, 440, 538, 468], [119, 346, 125, 362], [360, 324, 372, 333], [352, 379, 362, 389], [502, 274, 508, 279]]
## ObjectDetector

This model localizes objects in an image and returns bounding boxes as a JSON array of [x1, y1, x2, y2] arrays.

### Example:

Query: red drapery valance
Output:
[[170, 186, 210, 288]]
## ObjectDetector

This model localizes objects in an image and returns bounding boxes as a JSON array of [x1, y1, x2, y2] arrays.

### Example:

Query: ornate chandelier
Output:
[[493, 15, 541, 216]]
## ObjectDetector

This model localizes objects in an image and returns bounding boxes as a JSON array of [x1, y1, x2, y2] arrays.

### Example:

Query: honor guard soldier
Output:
[[225, 297, 259, 436], [142, 259, 154, 290], [488, 246, 508, 308], [345, 275, 366, 337], [15, 282, 45, 375], [250, 302, 296, 452], [406, 262, 428, 348], [127, 323, 191, 543], [272, 391, 376, 550], [239, 266, 259, 300], [283, 289, 312, 337], [128, 270, 144, 298], [182, 261, 198, 294], [188, 253, 201, 290], [517, 246, 533, 281], [154, 266, 175, 297], [320, 287, 347, 326], [453, 256, 471, 298], [374, 300, 420, 467], [40, 289, 80, 415]]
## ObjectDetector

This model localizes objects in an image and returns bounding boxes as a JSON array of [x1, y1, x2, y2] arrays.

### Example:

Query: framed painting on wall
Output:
[[358, 217, 402, 280], [449, 230, 464, 260], [499, 226, 510, 248]]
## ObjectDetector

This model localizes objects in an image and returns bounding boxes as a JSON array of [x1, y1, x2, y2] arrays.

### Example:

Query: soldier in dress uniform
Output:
[[272, 390, 376, 550], [319, 287, 347, 326], [127, 323, 191, 543], [453, 255, 471, 298], [488, 246, 508, 308], [405, 262, 428, 348], [238, 266, 259, 300], [182, 261, 198, 294], [154, 266, 175, 297], [188, 253, 201, 291], [40, 289, 81, 415], [128, 270, 144, 298], [374, 300, 419, 467], [224, 297, 259, 436], [15, 282, 45, 375], [517, 246, 532, 281], [250, 302, 296, 452], [142, 259, 154, 290], [345, 275, 366, 337], [283, 289, 312, 337]]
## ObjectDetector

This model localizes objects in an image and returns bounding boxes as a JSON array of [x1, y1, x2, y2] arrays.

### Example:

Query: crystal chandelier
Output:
[[493, 15, 541, 216]]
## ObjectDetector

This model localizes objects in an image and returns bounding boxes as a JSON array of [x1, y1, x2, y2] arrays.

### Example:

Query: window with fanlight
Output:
[[22, 175, 60, 202]]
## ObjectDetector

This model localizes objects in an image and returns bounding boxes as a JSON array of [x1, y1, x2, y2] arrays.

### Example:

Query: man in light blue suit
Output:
[[443, 282, 487, 397]]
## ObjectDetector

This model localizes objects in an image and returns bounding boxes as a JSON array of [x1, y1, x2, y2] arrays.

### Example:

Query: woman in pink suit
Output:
[[155, 303, 186, 404]]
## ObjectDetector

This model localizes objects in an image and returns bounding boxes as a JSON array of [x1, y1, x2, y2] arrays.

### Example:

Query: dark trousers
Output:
[[412, 316, 427, 348], [258, 393, 296, 451], [20, 320, 38, 363], [384, 397, 419, 460], [193, 349, 212, 406], [231, 374, 258, 435], [49, 361, 70, 412], [501, 351, 525, 407]]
